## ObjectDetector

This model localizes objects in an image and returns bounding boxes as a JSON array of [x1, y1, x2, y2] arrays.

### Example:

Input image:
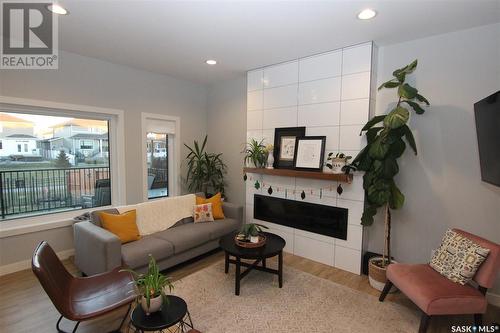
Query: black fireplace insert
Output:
[[253, 194, 348, 240]]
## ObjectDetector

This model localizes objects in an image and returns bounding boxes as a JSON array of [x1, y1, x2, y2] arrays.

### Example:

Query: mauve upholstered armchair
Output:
[[379, 229, 500, 333]]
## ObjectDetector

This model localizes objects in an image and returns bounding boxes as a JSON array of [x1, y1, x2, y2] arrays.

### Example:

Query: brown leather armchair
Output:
[[32, 241, 136, 333]]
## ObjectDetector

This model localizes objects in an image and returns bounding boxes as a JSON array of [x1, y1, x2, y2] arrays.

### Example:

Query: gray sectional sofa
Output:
[[74, 199, 243, 275]]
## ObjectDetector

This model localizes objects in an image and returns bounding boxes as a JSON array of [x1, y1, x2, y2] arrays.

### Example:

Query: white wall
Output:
[[205, 24, 500, 295], [0, 50, 208, 267], [244, 42, 376, 274], [368, 23, 500, 294], [207, 77, 247, 206]]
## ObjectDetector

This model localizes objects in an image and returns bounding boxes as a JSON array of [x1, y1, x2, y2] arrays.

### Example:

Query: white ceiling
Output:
[[57, 0, 500, 84]]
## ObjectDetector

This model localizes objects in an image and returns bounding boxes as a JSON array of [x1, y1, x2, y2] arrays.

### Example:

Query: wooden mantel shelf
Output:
[[243, 167, 353, 183]]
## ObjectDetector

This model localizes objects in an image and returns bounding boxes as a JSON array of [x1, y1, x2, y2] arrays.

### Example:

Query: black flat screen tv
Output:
[[474, 90, 500, 186]]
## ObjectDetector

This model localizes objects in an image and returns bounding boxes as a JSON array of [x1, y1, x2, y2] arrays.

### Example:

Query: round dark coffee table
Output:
[[129, 295, 193, 332], [219, 231, 286, 296]]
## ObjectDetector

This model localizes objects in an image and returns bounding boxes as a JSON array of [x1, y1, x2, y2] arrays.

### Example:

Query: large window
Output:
[[146, 132, 168, 199], [0, 112, 111, 220]]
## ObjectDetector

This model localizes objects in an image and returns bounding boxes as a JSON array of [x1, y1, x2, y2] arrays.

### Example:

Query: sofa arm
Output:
[[222, 202, 244, 228], [73, 221, 122, 276]]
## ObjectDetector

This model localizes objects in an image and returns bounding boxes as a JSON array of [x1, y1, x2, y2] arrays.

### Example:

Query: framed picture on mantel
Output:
[[293, 136, 326, 172], [273, 127, 306, 169]]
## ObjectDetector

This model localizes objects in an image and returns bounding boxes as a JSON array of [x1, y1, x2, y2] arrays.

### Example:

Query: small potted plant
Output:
[[341, 164, 357, 175], [265, 144, 274, 169], [243, 139, 267, 168], [121, 255, 174, 315], [325, 153, 352, 174], [238, 223, 269, 243]]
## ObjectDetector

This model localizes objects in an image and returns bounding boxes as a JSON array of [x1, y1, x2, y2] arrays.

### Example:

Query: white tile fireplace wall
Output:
[[245, 42, 377, 274]]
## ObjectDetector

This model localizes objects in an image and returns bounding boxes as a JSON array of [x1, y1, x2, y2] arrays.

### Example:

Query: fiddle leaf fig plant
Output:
[[351, 59, 429, 267]]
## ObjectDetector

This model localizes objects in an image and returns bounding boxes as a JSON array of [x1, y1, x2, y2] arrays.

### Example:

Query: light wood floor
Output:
[[0, 251, 498, 332]]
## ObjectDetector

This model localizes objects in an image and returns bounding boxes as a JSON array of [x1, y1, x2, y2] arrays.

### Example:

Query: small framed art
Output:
[[293, 136, 326, 171], [273, 127, 306, 169]]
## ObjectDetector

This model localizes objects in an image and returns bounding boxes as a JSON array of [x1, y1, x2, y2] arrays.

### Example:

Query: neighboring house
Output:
[[0, 134, 39, 158], [37, 137, 75, 165], [0, 113, 40, 158], [41, 119, 109, 159]]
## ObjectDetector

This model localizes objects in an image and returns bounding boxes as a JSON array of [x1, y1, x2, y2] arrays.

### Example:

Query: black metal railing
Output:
[[147, 167, 168, 189], [0, 167, 110, 219]]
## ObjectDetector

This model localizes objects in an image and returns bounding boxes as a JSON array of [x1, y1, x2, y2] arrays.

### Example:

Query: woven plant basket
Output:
[[369, 258, 388, 283], [368, 257, 397, 292]]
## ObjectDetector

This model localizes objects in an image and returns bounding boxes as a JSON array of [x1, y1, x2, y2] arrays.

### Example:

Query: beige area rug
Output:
[[172, 261, 419, 333]]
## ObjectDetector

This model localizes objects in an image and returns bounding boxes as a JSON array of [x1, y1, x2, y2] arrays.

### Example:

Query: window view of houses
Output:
[[0, 113, 111, 220], [146, 132, 168, 199]]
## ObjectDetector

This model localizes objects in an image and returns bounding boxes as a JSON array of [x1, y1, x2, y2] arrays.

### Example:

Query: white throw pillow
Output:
[[193, 203, 214, 223]]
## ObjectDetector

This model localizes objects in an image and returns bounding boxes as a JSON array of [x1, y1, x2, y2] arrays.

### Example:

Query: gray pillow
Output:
[[170, 216, 194, 229], [90, 208, 119, 227]]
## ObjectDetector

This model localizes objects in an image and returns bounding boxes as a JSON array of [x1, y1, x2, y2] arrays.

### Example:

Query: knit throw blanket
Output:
[[117, 194, 195, 236]]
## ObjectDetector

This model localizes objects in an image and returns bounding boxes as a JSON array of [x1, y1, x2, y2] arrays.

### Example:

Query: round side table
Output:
[[219, 231, 286, 296], [129, 295, 193, 333]]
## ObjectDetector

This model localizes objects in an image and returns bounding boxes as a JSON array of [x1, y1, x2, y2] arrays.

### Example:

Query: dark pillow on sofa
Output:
[[90, 208, 119, 227], [170, 216, 194, 229]]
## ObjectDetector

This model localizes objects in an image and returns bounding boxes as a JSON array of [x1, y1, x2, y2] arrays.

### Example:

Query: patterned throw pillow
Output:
[[196, 192, 225, 219], [430, 229, 490, 285], [193, 203, 214, 223]]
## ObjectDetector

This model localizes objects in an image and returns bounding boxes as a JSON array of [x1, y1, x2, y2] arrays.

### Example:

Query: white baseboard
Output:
[[487, 291, 500, 307], [0, 248, 74, 276]]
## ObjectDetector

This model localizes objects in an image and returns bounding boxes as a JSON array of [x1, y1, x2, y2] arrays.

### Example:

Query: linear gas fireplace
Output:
[[254, 194, 348, 240]]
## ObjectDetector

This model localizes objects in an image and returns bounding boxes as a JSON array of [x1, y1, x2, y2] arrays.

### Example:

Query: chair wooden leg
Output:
[[56, 315, 81, 333], [418, 313, 431, 333], [474, 314, 483, 326], [379, 280, 393, 302]]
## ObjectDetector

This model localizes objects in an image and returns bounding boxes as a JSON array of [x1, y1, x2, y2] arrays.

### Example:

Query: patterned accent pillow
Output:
[[193, 203, 214, 223], [430, 229, 490, 285]]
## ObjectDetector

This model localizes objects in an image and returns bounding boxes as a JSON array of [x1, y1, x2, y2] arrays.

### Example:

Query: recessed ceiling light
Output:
[[47, 4, 69, 15], [357, 9, 376, 20], [205, 60, 217, 65]]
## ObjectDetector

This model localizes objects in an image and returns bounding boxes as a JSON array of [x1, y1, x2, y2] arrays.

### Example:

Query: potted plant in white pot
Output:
[[239, 223, 269, 243], [351, 59, 429, 291], [121, 255, 174, 315], [243, 139, 267, 168], [325, 153, 352, 174]]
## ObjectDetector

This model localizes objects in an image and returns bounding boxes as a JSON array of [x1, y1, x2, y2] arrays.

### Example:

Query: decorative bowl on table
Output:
[[234, 233, 267, 248]]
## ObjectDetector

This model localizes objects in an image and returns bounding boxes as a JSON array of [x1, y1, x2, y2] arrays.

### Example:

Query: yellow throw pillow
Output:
[[196, 192, 225, 219], [100, 210, 141, 244]]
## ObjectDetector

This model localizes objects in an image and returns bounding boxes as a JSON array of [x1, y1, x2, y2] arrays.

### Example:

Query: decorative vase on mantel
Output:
[[330, 158, 346, 174], [266, 150, 274, 169], [323, 164, 333, 173]]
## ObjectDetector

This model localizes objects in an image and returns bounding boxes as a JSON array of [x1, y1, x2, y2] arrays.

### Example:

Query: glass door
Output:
[[146, 132, 168, 199]]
